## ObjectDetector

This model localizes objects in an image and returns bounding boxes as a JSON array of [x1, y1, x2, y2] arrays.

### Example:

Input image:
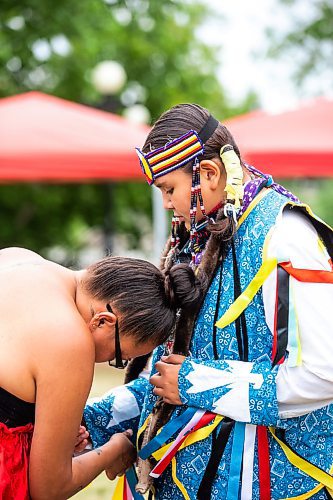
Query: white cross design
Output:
[[105, 386, 140, 428], [185, 360, 263, 421]]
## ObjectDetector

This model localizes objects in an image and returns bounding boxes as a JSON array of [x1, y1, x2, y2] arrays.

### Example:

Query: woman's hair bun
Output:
[[164, 263, 205, 310]]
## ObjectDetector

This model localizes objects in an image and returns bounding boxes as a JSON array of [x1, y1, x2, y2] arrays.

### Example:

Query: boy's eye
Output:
[[166, 188, 174, 195]]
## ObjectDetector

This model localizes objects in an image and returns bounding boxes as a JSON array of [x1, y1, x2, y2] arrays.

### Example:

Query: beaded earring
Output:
[[188, 158, 209, 263], [170, 215, 180, 250]]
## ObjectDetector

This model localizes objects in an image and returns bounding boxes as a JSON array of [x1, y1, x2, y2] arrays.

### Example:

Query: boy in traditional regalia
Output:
[[84, 103, 333, 499]]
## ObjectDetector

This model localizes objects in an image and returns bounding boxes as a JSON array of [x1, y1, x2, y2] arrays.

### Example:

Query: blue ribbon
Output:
[[125, 466, 145, 500], [139, 407, 197, 460], [265, 175, 274, 187], [226, 421, 246, 500]]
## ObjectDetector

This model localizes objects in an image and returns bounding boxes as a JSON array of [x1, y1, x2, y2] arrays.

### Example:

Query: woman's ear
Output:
[[89, 310, 116, 331], [199, 159, 222, 190]]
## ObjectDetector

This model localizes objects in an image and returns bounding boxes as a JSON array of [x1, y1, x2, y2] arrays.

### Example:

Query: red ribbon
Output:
[[280, 261, 333, 283], [271, 272, 279, 363], [257, 426, 271, 500], [151, 411, 216, 477]]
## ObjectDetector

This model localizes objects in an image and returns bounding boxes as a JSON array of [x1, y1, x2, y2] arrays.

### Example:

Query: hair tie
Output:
[[220, 145, 244, 210]]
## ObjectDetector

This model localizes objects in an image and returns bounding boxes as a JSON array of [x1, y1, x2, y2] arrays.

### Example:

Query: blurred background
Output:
[[1, 0, 332, 268], [0, 0, 332, 497]]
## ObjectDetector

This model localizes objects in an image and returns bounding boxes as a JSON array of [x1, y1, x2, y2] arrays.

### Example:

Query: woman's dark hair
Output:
[[83, 256, 203, 345]]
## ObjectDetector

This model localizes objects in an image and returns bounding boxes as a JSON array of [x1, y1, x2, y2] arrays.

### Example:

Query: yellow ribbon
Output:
[[290, 202, 333, 233], [215, 189, 276, 330], [216, 195, 333, 332], [137, 413, 151, 449], [171, 457, 191, 500], [112, 474, 125, 500], [152, 415, 223, 499], [152, 415, 223, 461], [215, 257, 277, 329], [237, 189, 270, 228], [280, 482, 325, 500], [270, 428, 333, 493]]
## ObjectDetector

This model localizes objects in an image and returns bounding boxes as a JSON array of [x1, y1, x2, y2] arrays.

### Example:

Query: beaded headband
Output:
[[136, 115, 219, 185], [136, 114, 219, 265]]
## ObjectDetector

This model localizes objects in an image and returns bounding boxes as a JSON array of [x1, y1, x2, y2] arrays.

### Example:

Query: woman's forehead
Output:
[[155, 169, 191, 187]]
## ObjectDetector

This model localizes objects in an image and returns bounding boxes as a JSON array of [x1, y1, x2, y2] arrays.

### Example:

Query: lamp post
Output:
[[91, 61, 167, 263], [122, 104, 167, 263], [91, 60, 127, 253], [91, 60, 127, 113]]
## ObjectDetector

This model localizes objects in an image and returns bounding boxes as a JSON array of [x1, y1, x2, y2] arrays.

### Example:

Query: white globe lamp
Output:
[[91, 60, 127, 95]]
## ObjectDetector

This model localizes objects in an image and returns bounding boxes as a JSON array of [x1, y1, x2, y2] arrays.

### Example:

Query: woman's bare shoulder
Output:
[[0, 246, 43, 258], [0, 250, 85, 347], [26, 285, 95, 381], [0, 247, 73, 299], [0, 247, 44, 267]]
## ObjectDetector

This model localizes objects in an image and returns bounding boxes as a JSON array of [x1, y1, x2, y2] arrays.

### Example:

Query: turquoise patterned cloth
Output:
[[84, 189, 333, 499], [84, 377, 148, 446]]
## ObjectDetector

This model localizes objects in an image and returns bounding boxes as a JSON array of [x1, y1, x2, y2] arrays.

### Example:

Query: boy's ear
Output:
[[199, 159, 221, 188]]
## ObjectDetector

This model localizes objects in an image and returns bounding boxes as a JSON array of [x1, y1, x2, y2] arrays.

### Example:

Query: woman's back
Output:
[[0, 247, 78, 404], [0, 248, 185, 498]]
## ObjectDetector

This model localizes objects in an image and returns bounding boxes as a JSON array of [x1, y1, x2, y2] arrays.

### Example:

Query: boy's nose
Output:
[[162, 194, 174, 210]]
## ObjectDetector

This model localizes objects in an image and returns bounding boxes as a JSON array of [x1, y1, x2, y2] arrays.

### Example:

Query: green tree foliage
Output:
[[267, 0, 333, 87], [0, 0, 256, 259], [267, 0, 333, 228]]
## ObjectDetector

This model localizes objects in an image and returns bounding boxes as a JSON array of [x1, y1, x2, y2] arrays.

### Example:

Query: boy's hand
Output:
[[150, 354, 185, 405]]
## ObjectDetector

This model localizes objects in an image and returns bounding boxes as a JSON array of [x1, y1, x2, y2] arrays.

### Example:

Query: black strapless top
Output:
[[0, 386, 35, 427]]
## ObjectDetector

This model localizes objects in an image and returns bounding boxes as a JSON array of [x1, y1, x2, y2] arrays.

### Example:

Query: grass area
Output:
[[75, 364, 125, 500]]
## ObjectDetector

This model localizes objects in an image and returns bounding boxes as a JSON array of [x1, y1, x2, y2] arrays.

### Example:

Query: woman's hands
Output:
[[104, 430, 137, 480], [74, 425, 90, 454], [150, 354, 186, 405], [74, 426, 135, 480]]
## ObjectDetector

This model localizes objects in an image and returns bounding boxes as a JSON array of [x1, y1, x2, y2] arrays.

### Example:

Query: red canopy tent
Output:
[[223, 97, 333, 178], [1, 92, 332, 180], [0, 91, 169, 260], [0, 92, 331, 258], [0, 91, 149, 182]]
